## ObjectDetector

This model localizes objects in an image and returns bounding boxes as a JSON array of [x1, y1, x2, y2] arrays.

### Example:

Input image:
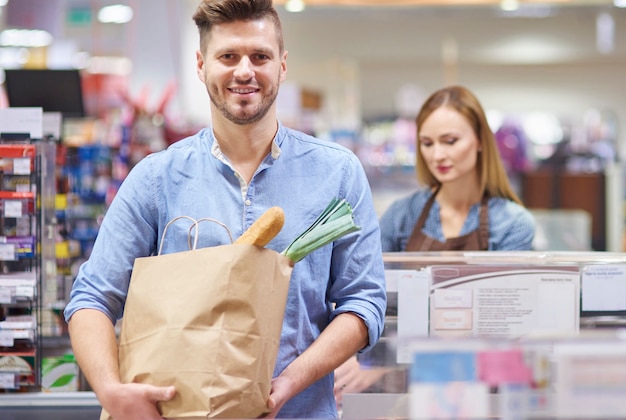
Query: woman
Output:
[[334, 85, 535, 405], [381, 84, 534, 252]]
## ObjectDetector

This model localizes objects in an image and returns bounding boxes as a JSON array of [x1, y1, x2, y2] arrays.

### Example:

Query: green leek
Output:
[[282, 198, 361, 263]]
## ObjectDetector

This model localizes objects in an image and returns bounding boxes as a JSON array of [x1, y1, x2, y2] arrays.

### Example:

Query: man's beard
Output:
[[208, 81, 279, 126]]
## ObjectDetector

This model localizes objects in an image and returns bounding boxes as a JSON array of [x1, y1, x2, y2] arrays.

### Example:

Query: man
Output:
[[64, 0, 386, 418]]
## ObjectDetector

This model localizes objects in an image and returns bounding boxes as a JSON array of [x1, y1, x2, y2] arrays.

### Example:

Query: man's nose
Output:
[[234, 56, 253, 79]]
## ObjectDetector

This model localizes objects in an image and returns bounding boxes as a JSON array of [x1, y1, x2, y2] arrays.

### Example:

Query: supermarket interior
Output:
[[0, 0, 626, 418]]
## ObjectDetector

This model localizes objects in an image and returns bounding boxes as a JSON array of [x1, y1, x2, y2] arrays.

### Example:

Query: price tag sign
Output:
[[0, 373, 17, 389], [0, 287, 12, 304], [13, 158, 31, 175], [15, 285, 34, 299], [15, 184, 31, 193], [0, 330, 14, 347], [0, 243, 16, 261], [4, 200, 23, 218]]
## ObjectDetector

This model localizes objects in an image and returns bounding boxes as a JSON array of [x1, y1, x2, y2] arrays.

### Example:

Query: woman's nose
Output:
[[431, 143, 446, 160]]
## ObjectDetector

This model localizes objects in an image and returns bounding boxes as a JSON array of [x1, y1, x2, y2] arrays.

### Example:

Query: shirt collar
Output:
[[210, 121, 284, 160]]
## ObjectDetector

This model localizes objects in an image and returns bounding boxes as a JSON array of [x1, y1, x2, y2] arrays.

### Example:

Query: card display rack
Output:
[[0, 110, 57, 393]]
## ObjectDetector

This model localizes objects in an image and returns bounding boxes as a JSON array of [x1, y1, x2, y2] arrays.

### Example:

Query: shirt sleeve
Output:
[[328, 154, 387, 352], [64, 156, 160, 324], [379, 199, 406, 252], [489, 200, 536, 251], [379, 191, 429, 252]]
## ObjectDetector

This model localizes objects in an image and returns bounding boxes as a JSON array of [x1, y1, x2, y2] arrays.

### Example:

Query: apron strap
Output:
[[405, 187, 490, 252], [476, 194, 490, 250], [405, 186, 439, 251]]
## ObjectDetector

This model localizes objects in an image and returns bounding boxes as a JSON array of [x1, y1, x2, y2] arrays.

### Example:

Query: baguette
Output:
[[235, 206, 285, 247]]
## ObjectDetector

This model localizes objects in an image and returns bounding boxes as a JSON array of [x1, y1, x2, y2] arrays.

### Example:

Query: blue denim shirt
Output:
[[379, 188, 535, 251], [64, 123, 386, 418]]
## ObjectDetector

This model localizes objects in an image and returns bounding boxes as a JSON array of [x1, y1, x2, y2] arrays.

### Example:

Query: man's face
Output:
[[196, 18, 287, 125]]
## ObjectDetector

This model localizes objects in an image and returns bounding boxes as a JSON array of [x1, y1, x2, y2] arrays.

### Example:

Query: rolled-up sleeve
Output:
[[64, 157, 159, 324], [328, 154, 387, 352]]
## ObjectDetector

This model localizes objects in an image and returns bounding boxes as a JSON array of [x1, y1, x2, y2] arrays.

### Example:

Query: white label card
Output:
[[13, 158, 31, 175], [0, 373, 17, 389], [0, 287, 12, 304], [392, 269, 430, 363], [4, 200, 23, 218], [0, 331, 14, 347], [0, 243, 16, 261], [581, 264, 626, 311]]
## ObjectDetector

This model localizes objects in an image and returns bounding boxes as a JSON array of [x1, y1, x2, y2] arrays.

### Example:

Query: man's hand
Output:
[[262, 312, 370, 417], [262, 374, 297, 418], [333, 356, 389, 408], [100, 382, 175, 420]]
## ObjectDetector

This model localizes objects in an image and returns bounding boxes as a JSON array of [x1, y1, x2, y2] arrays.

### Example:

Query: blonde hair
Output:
[[415, 85, 522, 205]]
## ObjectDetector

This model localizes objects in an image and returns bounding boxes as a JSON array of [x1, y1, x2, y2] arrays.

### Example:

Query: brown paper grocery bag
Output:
[[101, 225, 293, 419]]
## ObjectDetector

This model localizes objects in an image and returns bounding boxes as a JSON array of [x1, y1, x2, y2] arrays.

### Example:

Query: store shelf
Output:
[[0, 391, 101, 420]]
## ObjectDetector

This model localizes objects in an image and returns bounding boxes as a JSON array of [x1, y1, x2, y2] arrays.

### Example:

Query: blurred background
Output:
[[0, 0, 624, 252]]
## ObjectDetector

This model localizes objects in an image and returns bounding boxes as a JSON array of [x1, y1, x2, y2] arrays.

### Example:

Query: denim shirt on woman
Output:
[[380, 188, 535, 252], [64, 123, 387, 419]]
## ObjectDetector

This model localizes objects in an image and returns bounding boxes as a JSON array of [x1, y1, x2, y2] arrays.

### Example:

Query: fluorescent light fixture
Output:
[[500, 0, 519, 11], [523, 112, 563, 145], [87, 55, 133, 76], [0, 47, 30, 69], [614, 0, 626, 8], [98, 4, 134, 24], [596, 12, 614, 54], [285, 0, 306, 12], [475, 35, 577, 64], [0, 29, 53, 48]]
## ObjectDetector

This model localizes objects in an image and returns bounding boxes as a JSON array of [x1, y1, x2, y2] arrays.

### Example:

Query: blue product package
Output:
[[411, 351, 477, 383]]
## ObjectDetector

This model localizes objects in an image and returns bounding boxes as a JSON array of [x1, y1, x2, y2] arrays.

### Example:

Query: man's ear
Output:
[[196, 50, 205, 82], [279, 50, 288, 84]]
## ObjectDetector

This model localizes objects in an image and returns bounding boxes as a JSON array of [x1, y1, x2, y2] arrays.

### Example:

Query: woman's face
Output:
[[418, 106, 481, 185]]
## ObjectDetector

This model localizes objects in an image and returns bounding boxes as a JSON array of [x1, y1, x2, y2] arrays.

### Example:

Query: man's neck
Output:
[[212, 115, 279, 183]]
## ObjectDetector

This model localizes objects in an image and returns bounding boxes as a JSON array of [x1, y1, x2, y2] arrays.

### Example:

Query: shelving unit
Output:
[[0, 108, 57, 393]]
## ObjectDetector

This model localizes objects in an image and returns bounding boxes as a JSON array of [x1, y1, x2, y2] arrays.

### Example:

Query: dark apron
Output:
[[405, 188, 489, 251]]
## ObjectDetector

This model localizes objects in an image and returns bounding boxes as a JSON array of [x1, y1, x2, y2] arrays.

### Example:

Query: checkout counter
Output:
[[3, 251, 626, 419], [341, 251, 626, 419]]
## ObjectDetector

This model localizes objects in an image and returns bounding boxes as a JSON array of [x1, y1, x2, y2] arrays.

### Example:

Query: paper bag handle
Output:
[[158, 216, 234, 255]]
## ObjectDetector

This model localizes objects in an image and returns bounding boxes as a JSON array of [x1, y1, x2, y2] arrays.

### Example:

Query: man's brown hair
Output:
[[193, 0, 284, 53]]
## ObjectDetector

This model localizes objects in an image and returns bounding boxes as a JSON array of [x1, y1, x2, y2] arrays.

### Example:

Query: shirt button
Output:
[[245, 199, 252, 206]]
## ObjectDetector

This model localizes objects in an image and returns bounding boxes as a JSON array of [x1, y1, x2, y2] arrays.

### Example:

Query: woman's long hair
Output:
[[415, 85, 523, 204]]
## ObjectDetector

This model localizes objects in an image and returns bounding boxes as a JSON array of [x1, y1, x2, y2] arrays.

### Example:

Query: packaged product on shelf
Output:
[[0, 351, 36, 389], [41, 354, 79, 392]]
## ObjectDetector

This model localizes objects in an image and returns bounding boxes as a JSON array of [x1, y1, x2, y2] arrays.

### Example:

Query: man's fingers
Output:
[[150, 385, 176, 402]]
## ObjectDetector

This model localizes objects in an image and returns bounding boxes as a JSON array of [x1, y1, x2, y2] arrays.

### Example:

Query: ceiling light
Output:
[[614, 0, 626, 7], [87, 55, 133, 76], [500, 0, 519, 11], [98, 4, 133, 24], [0, 29, 53, 48], [596, 12, 614, 54], [285, 0, 306, 13]]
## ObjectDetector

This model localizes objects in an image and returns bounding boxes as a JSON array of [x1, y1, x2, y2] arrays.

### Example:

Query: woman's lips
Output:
[[436, 165, 451, 174]]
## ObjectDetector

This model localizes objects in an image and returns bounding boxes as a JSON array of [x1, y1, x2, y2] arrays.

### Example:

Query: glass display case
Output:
[[341, 251, 626, 419]]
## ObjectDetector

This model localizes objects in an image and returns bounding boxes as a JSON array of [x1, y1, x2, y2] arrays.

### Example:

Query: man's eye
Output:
[[253, 54, 270, 61]]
